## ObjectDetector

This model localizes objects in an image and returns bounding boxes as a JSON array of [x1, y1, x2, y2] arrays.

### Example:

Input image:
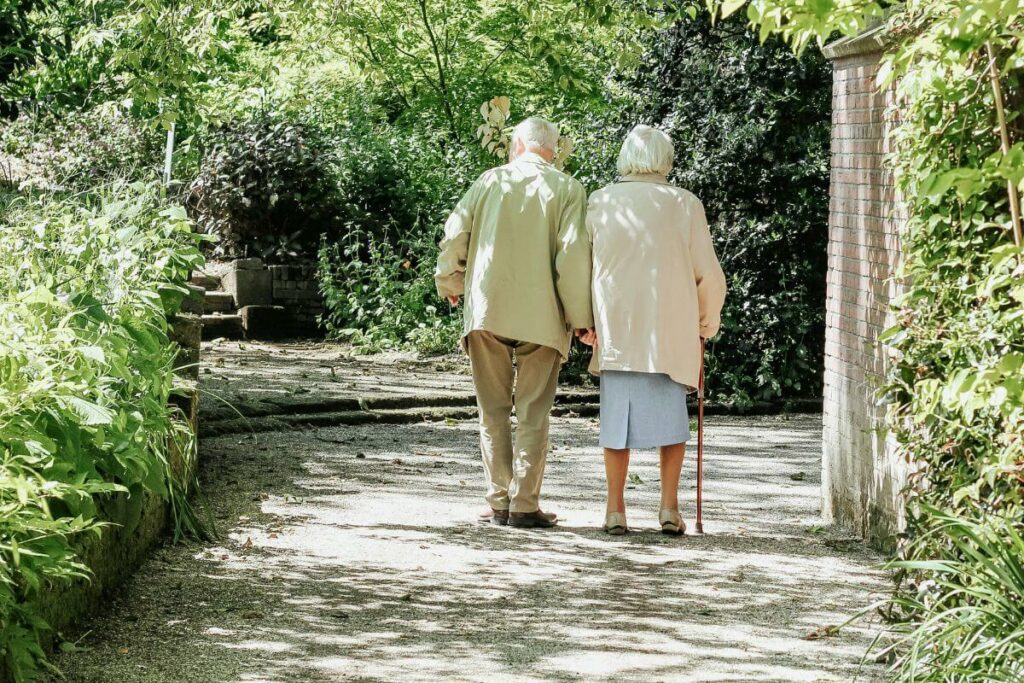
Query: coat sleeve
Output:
[[690, 201, 727, 338], [555, 181, 594, 329], [434, 181, 477, 299]]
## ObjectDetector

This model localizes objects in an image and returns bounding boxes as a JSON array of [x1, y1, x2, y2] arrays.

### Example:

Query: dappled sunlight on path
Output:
[[49, 406, 887, 682]]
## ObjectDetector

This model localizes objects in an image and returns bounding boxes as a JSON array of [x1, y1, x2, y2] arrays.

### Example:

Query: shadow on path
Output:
[[48, 407, 888, 682]]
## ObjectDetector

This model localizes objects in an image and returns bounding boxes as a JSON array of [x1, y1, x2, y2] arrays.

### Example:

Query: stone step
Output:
[[204, 291, 236, 314], [191, 273, 221, 290], [200, 314, 244, 341], [180, 284, 207, 315], [198, 405, 478, 438]]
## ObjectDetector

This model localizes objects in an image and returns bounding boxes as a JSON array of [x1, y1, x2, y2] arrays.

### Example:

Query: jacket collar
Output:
[[619, 173, 670, 185], [512, 151, 552, 166]]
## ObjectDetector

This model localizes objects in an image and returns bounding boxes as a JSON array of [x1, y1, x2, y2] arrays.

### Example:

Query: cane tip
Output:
[[694, 523, 704, 535]]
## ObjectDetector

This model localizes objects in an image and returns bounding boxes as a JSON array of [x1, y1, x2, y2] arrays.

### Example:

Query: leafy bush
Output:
[[0, 182, 203, 679], [0, 105, 164, 191], [185, 110, 344, 261], [616, 16, 831, 404], [728, 0, 1024, 678], [874, 7, 1024, 679], [318, 226, 461, 355], [312, 101, 484, 354]]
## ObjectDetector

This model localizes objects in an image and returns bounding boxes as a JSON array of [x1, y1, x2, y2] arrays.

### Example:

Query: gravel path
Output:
[[47, 346, 889, 683]]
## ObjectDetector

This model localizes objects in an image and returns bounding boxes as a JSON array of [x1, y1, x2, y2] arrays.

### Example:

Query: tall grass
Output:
[[882, 509, 1024, 682]]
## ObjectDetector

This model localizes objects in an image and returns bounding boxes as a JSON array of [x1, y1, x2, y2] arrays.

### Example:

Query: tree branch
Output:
[[986, 41, 1022, 248], [417, 0, 460, 142]]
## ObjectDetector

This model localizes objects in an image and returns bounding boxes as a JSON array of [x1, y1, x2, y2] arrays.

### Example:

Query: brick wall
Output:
[[269, 264, 324, 333], [822, 33, 906, 549]]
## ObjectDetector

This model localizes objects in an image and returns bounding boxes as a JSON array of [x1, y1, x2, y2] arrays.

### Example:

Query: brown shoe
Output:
[[508, 510, 558, 528], [478, 508, 509, 526]]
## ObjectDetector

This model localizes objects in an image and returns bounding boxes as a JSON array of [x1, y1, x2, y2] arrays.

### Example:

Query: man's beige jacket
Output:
[[435, 152, 593, 358], [587, 174, 727, 390]]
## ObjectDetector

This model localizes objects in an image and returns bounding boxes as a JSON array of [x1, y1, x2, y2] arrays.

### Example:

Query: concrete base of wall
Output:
[[33, 485, 175, 644]]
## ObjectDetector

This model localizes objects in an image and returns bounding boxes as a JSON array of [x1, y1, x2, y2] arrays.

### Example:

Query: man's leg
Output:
[[508, 342, 561, 516], [466, 331, 515, 514]]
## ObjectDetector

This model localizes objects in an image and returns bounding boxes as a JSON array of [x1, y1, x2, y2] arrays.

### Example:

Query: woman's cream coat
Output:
[[587, 174, 727, 391]]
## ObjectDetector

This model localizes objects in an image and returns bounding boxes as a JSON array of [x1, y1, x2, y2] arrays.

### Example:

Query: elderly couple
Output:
[[434, 117, 726, 535]]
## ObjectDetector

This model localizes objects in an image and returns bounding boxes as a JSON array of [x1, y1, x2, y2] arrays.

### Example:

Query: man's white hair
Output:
[[617, 124, 674, 176], [511, 116, 560, 154]]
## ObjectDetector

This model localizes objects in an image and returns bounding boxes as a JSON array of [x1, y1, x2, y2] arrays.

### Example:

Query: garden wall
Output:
[[821, 29, 906, 549], [203, 258, 324, 340], [32, 310, 201, 647]]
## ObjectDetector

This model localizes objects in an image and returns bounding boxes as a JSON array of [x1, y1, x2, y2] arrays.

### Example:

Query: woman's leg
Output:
[[659, 443, 686, 511], [604, 448, 630, 513]]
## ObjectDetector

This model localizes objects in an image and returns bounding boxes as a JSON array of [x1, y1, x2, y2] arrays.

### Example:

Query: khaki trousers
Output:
[[466, 331, 561, 513]]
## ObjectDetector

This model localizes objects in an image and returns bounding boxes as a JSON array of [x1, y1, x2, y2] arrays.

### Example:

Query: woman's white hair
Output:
[[511, 116, 560, 154], [617, 124, 674, 176]]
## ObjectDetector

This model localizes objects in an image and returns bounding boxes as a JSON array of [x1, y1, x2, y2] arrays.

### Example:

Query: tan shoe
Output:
[[603, 511, 628, 535], [659, 509, 685, 536], [509, 510, 557, 528]]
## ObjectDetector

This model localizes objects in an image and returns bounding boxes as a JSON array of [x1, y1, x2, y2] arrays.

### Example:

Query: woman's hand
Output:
[[575, 328, 597, 347]]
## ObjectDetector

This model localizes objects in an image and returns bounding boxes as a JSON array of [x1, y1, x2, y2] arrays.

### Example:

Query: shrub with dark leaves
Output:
[[611, 16, 832, 403], [185, 111, 345, 261]]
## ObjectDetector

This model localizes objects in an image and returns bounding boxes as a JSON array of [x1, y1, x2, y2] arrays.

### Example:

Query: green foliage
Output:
[[616, 15, 832, 403], [186, 110, 344, 260], [1, 104, 163, 190], [0, 182, 203, 679], [883, 509, 1024, 681], [314, 122, 479, 354], [0, 1, 48, 117], [5, 0, 275, 128], [318, 228, 461, 355], [295, 0, 642, 143], [725, 0, 1024, 677]]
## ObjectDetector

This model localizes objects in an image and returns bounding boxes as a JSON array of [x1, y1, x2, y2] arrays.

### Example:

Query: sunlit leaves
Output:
[[741, 0, 1024, 677], [0, 182, 203, 678], [296, 0, 647, 144]]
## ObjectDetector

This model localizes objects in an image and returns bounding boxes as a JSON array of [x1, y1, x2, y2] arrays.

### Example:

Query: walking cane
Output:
[[695, 338, 706, 535]]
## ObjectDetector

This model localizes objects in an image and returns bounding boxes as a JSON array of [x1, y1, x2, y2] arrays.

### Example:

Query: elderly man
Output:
[[435, 117, 593, 529]]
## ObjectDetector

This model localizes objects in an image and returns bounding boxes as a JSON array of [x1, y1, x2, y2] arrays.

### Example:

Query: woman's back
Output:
[[587, 174, 725, 391]]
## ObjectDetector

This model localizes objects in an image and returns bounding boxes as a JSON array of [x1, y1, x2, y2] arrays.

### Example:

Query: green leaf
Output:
[[64, 397, 115, 426], [720, 0, 746, 19]]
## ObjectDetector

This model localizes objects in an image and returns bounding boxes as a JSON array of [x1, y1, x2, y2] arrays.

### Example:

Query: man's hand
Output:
[[575, 328, 597, 347], [447, 295, 461, 307]]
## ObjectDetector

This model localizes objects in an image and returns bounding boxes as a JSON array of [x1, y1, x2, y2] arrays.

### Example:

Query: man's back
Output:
[[435, 152, 592, 358]]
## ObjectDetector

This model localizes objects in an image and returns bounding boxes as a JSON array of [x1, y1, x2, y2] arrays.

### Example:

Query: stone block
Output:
[[239, 305, 290, 340], [180, 284, 206, 315], [201, 313, 245, 340], [170, 314, 201, 380], [231, 257, 265, 271], [222, 267, 272, 308], [190, 273, 220, 290]]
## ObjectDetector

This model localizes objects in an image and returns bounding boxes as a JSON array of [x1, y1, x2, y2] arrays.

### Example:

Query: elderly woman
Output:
[[582, 125, 727, 536]]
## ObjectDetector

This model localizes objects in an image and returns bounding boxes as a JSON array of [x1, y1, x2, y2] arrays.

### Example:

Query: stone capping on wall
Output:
[[821, 11, 899, 61]]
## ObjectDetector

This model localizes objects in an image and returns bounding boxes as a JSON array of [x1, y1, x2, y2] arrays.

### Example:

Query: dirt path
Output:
[[48, 343, 889, 683]]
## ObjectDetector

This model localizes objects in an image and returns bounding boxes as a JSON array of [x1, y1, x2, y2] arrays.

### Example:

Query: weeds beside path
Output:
[[48, 342, 888, 683]]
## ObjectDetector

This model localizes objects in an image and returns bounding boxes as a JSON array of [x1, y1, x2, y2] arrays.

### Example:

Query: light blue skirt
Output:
[[599, 371, 691, 449]]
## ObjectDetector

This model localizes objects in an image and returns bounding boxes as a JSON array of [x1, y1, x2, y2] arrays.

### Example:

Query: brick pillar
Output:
[[822, 30, 906, 549]]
